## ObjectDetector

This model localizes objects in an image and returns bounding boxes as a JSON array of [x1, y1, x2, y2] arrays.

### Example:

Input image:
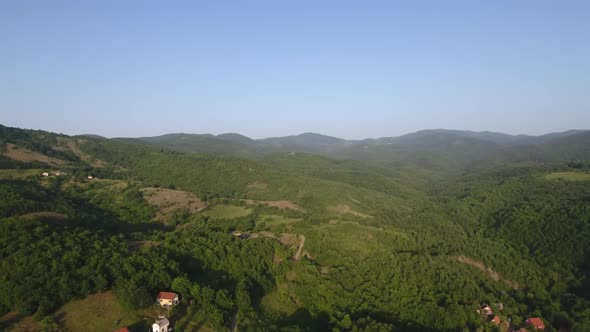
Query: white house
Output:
[[152, 318, 170, 332], [42, 172, 49, 177], [87, 175, 93, 179]]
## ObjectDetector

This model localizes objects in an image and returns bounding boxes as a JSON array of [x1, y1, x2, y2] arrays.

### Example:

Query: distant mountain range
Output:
[[2, 124, 588, 174], [128, 129, 590, 171]]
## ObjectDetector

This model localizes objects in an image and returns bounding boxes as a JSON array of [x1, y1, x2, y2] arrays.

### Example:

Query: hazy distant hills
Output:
[[1, 123, 588, 173], [133, 129, 590, 171]]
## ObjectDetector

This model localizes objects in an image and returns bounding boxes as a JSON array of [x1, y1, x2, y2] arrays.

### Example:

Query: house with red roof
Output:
[[526, 317, 545, 330], [114, 328, 129, 332], [491, 316, 500, 325], [157, 291, 179, 307]]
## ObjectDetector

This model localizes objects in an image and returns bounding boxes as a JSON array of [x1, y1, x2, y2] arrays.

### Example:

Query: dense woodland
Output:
[[1, 124, 590, 331]]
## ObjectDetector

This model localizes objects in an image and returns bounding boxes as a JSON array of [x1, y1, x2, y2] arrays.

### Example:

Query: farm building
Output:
[[157, 291, 179, 307], [526, 317, 545, 330], [152, 317, 170, 332]]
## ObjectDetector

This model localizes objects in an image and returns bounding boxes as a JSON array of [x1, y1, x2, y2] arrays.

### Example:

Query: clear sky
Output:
[[1, 1, 589, 139]]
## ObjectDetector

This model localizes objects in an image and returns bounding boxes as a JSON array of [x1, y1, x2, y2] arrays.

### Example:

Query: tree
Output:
[[171, 276, 192, 303]]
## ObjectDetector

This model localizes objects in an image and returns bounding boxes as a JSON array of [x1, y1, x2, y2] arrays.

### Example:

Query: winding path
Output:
[[294, 235, 306, 260]]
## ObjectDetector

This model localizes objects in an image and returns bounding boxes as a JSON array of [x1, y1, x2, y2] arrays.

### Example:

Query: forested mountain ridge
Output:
[[136, 128, 589, 172], [1, 123, 590, 331]]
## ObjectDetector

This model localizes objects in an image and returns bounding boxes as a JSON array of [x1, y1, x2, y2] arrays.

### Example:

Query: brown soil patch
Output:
[[320, 266, 330, 275], [141, 187, 206, 222], [242, 199, 304, 212], [328, 204, 372, 218], [455, 256, 519, 289], [3, 143, 65, 166]]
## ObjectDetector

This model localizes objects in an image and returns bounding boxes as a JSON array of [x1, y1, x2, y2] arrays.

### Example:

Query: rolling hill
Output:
[[1, 123, 590, 331]]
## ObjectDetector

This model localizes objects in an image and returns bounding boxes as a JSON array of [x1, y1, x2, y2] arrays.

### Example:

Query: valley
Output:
[[0, 124, 589, 331]]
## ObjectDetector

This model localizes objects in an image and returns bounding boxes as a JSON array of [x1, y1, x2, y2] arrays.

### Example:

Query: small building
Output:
[[526, 317, 545, 330], [87, 175, 93, 179], [55, 171, 61, 176], [491, 316, 500, 325], [481, 304, 493, 318], [114, 328, 130, 332], [152, 318, 170, 332], [157, 291, 179, 307], [42, 172, 49, 177], [232, 231, 250, 239]]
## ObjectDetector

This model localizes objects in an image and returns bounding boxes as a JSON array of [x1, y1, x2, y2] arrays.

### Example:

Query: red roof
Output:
[[526, 317, 545, 329], [114, 328, 129, 332], [492, 316, 500, 324], [157, 291, 178, 300]]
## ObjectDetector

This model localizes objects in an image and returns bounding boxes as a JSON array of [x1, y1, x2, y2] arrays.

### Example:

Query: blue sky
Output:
[[1, 1, 589, 139]]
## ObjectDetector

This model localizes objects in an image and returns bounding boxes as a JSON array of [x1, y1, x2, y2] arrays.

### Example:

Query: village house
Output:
[[152, 317, 170, 332], [526, 317, 545, 330], [491, 316, 500, 325], [157, 291, 179, 307], [232, 231, 250, 239], [114, 328, 129, 332], [42, 172, 49, 177], [87, 175, 93, 179]]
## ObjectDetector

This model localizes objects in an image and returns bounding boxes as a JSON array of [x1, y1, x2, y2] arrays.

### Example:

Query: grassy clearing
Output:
[[201, 205, 251, 219], [260, 290, 300, 316], [544, 171, 590, 181], [54, 292, 154, 332], [0, 169, 46, 179], [173, 308, 215, 332], [141, 187, 206, 222], [259, 215, 302, 226], [304, 222, 390, 263]]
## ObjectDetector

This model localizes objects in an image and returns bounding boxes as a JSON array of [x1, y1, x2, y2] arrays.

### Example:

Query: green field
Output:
[[55, 292, 156, 332], [259, 215, 302, 226], [201, 205, 251, 219], [544, 171, 590, 181]]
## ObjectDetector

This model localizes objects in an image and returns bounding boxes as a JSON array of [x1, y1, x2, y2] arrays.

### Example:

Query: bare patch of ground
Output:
[[65, 139, 107, 167], [3, 143, 65, 166], [242, 199, 305, 212], [20, 211, 68, 222], [0, 311, 40, 332], [455, 255, 519, 289], [128, 240, 161, 252], [141, 187, 206, 222], [328, 204, 372, 218], [293, 235, 306, 260]]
